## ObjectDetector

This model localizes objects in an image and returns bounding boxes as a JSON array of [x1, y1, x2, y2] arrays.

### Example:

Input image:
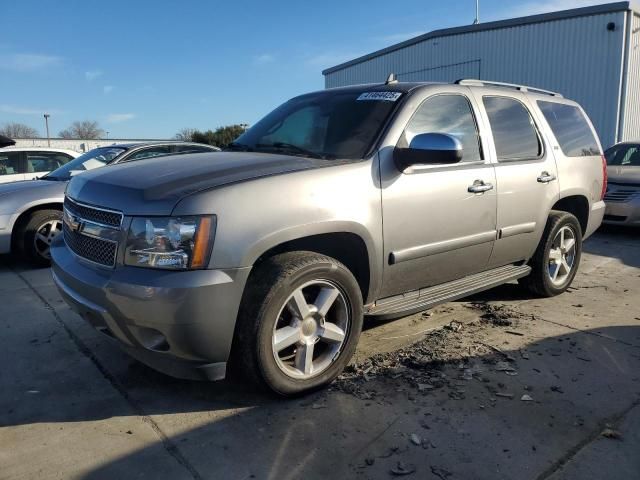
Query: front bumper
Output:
[[50, 237, 251, 381], [603, 198, 640, 226]]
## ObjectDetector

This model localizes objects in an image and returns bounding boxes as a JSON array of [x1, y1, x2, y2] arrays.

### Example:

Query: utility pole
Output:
[[473, 0, 480, 24], [43, 114, 51, 146]]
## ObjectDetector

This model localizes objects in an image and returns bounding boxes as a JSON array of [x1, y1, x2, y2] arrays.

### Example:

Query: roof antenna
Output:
[[473, 0, 480, 24], [385, 73, 398, 85]]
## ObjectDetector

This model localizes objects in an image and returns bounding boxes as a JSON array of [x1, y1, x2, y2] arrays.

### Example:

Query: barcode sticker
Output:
[[357, 92, 402, 102]]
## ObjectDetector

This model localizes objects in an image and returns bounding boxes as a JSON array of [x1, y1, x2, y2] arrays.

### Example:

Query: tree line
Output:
[[1, 121, 247, 146], [174, 125, 247, 147], [0, 120, 106, 139]]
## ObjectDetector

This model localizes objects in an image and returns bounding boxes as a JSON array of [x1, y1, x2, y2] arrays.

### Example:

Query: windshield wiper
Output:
[[255, 142, 331, 160]]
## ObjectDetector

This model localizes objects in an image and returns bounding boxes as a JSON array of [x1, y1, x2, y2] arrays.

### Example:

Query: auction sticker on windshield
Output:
[[357, 92, 402, 102]]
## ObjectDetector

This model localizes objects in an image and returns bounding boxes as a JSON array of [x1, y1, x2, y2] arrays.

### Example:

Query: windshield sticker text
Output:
[[357, 92, 402, 102]]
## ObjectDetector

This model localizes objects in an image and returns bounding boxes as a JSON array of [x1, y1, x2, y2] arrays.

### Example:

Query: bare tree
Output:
[[174, 128, 197, 142], [0, 122, 39, 138], [59, 120, 105, 139]]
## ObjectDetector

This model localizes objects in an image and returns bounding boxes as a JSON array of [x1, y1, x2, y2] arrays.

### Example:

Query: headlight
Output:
[[125, 216, 216, 270]]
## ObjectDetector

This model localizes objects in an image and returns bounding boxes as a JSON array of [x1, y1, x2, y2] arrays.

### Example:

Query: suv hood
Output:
[[607, 165, 640, 185], [66, 151, 331, 215]]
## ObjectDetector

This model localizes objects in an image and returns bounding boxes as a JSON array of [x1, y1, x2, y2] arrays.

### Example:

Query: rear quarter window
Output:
[[537, 101, 600, 157]]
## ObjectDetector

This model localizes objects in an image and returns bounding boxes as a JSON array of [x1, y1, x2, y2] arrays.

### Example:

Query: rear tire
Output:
[[230, 251, 363, 396], [19, 209, 63, 267], [519, 211, 582, 297]]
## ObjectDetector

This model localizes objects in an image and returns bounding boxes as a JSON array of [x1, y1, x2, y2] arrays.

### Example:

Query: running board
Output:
[[366, 264, 531, 319]]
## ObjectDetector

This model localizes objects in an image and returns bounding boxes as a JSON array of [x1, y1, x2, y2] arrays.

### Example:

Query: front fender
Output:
[[172, 160, 384, 300]]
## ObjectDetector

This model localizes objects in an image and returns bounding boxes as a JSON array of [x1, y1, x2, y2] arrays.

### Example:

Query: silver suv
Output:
[[51, 80, 606, 395]]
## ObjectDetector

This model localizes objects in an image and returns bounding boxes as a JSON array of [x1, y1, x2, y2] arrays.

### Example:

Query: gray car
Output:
[[51, 80, 606, 396], [0, 141, 219, 265], [603, 142, 640, 226]]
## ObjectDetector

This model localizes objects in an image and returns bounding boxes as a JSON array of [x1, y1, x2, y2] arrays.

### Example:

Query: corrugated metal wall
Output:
[[325, 12, 626, 147], [622, 12, 640, 141]]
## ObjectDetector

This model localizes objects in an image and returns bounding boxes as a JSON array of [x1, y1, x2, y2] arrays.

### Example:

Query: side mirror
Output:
[[394, 133, 463, 170]]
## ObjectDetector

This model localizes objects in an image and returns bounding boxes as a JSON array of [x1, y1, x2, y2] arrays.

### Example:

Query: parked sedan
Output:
[[603, 142, 640, 226], [0, 147, 79, 184], [0, 141, 220, 265]]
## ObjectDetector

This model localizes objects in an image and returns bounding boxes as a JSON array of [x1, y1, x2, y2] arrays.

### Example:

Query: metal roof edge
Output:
[[322, 1, 633, 75]]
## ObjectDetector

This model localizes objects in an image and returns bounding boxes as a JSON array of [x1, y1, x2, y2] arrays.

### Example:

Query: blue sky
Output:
[[1, 0, 600, 138]]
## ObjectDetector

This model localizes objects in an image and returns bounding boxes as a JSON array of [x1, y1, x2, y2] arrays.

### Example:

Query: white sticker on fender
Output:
[[357, 91, 402, 102]]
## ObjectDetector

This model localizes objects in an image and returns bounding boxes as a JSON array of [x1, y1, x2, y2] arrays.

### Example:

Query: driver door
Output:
[[379, 89, 497, 298]]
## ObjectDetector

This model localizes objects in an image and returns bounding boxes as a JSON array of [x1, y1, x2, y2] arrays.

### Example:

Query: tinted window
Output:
[[174, 145, 215, 154], [126, 146, 171, 161], [403, 94, 482, 163], [26, 152, 73, 172], [0, 152, 22, 175], [606, 144, 640, 166], [235, 90, 402, 159], [483, 97, 542, 161], [537, 101, 600, 157], [44, 147, 125, 181]]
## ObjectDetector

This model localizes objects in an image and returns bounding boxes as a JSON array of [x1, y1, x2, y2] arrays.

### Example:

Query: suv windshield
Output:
[[43, 147, 126, 181], [232, 90, 403, 159]]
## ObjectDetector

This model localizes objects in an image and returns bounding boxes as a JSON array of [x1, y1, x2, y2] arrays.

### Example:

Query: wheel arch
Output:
[[247, 229, 376, 304], [550, 195, 589, 235], [10, 202, 63, 250]]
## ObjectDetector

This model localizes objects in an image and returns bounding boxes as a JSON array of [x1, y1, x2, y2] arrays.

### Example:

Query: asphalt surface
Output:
[[1, 226, 639, 480]]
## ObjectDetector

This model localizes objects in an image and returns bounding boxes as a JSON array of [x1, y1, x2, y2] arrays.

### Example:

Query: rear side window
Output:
[[126, 146, 171, 161], [26, 152, 73, 172], [483, 96, 542, 162], [537, 101, 600, 157], [0, 152, 23, 175], [174, 145, 215, 154]]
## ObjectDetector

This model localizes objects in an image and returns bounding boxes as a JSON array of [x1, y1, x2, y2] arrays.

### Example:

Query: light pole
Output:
[[43, 114, 51, 146]]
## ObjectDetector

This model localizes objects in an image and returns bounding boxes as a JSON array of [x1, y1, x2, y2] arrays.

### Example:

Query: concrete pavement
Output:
[[1, 227, 639, 479]]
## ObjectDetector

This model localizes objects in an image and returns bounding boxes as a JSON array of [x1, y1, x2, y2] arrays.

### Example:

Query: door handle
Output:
[[537, 171, 557, 183], [468, 180, 494, 193]]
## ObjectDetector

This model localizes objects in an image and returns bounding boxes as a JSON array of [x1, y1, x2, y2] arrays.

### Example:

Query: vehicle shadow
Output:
[[4, 320, 640, 478], [75, 325, 640, 480], [583, 225, 640, 268]]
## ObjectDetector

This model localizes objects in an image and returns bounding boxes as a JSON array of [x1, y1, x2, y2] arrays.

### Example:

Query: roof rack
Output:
[[455, 79, 563, 97]]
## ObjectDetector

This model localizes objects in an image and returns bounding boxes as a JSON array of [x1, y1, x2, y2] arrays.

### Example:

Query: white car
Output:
[[0, 147, 79, 184]]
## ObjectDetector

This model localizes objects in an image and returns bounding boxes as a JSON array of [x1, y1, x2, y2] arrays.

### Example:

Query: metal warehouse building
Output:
[[323, 2, 640, 148]]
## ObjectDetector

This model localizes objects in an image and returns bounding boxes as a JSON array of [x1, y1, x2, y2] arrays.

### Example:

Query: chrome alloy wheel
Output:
[[272, 280, 350, 379], [547, 225, 577, 286], [34, 219, 62, 260]]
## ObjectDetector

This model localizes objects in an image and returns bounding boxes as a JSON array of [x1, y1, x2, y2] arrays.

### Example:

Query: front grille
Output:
[[604, 189, 638, 203], [64, 197, 123, 227], [63, 223, 117, 267]]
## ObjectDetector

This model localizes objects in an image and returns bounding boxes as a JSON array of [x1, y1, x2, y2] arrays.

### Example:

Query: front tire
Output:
[[520, 211, 582, 297], [19, 209, 63, 267], [231, 251, 363, 396]]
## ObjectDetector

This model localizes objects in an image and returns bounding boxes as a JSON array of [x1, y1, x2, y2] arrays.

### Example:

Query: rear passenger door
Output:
[[472, 93, 560, 267], [0, 151, 25, 183]]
